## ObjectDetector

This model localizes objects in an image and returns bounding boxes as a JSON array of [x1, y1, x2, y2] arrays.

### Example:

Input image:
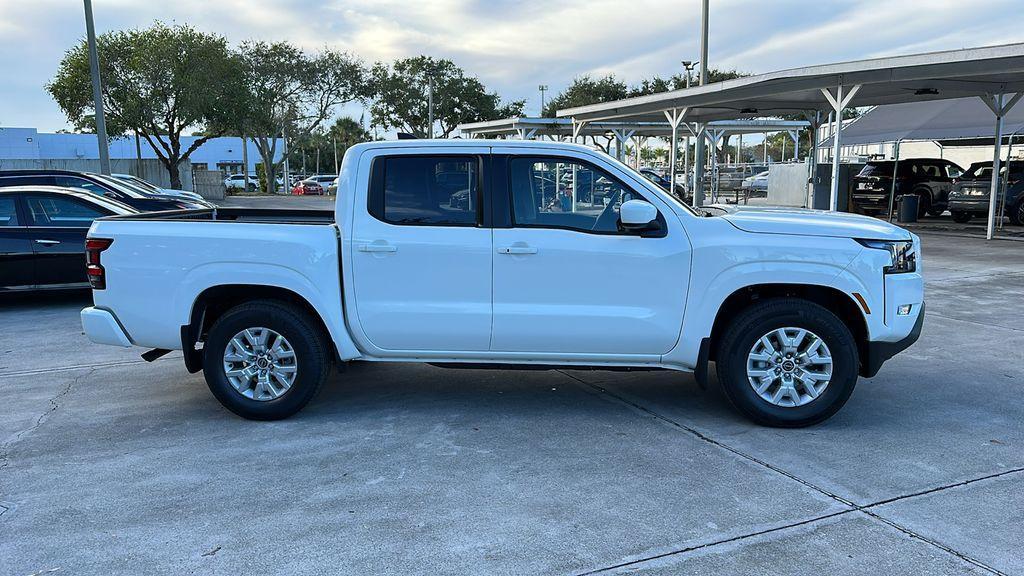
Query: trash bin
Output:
[[897, 195, 919, 223]]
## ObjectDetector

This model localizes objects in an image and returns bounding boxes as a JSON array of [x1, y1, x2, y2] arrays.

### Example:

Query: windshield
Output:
[[86, 192, 138, 214], [961, 161, 1024, 179], [858, 162, 895, 177], [116, 174, 162, 193], [92, 173, 158, 198]]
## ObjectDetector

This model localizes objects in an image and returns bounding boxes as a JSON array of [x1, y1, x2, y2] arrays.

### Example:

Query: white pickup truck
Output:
[[81, 140, 924, 427]]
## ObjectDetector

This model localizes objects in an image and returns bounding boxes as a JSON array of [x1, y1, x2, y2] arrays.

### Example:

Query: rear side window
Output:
[[369, 156, 479, 226], [0, 197, 18, 226], [25, 196, 106, 227], [0, 175, 55, 187]]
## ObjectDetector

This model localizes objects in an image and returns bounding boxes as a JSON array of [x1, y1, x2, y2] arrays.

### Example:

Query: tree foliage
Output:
[[370, 56, 524, 138], [288, 117, 373, 174], [542, 75, 629, 117], [236, 41, 367, 192], [48, 22, 244, 188]]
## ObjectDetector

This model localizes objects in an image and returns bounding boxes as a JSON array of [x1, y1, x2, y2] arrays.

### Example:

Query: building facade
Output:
[[0, 127, 281, 175]]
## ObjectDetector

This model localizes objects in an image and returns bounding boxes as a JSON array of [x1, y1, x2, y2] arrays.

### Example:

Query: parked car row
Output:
[[850, 157, 1024, 224], [948, 160, 1024, 225], [0, 169, 214, 292], [223, 172, 338, 195]]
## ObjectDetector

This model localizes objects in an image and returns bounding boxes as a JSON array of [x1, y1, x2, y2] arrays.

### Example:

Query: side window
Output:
[[0, 197, 19, 226], [25, 196, 106, 227], [53, 176, 110, 197], [0, 175, 55, 187], [371, 155, 479, 226], [509, 157, 644, 234]]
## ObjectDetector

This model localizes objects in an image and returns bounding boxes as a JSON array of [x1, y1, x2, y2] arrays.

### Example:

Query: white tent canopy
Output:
[[823, 96, 1024, 146]]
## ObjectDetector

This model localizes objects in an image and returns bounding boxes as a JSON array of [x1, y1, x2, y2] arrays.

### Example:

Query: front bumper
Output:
[[81, 306, 133, 347], [861, 302, 925, 377]]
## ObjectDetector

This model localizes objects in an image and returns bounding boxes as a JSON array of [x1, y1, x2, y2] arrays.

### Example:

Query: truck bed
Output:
[[104, 207, 336, 225]]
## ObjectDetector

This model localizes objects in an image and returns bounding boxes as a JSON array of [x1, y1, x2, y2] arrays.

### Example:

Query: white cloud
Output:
[[1, 0, 1022, 131]]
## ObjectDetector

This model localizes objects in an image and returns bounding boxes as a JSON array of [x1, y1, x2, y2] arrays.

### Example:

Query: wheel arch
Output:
[[182, 284, 355, 373], [707, 283, 870, 375]]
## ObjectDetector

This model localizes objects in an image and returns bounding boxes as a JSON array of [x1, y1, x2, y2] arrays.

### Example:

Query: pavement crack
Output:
[[924, 312, 1024, 333], [564, 371, 1012, 575], [0, 368, 94, 490], [0, 355, 178, 379], [573, 510, 855, 575], [559, 371, 858, 508]]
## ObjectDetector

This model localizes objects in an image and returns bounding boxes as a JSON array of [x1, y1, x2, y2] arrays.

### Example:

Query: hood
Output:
[[717, 205, 911, 241]]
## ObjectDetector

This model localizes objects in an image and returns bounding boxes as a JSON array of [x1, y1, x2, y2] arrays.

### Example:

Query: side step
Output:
[[141, 348, 172, 362]]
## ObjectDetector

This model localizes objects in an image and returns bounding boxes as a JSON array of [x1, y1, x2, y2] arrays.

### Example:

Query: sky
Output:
[[1, 0, 1023, 133]]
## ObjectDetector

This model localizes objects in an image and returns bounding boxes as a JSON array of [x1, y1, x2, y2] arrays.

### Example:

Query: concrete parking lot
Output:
[[1, 201, 1022, 575]]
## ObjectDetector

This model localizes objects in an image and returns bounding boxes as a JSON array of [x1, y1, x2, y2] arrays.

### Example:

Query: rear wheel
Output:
[[951, 211, 972, 223], [715, 298, 859, 427], [1011, 201, 1024, 226], [202, 300, 331, 420]]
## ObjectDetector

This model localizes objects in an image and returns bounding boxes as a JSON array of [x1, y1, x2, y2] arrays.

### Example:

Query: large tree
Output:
[[48, 22, 244, 188], [237, 41, 366, 193], [370, 56, 524, 138]]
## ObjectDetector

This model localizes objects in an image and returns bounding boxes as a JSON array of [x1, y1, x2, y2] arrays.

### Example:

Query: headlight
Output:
[[856, 239, 916, 274]]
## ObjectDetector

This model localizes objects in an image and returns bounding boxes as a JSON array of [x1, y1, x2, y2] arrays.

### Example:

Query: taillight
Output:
[[85, 238, 113, 289]]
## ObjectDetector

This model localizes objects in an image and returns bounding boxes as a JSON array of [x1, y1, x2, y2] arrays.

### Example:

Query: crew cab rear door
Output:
[[349, 147, 492, 352], [490, 152, 691, 355]]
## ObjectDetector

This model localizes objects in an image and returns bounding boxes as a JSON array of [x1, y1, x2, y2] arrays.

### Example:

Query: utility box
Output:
[[811, 162, 865, 212]]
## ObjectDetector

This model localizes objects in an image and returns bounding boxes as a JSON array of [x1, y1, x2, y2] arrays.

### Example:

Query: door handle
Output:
[[498, 246, 538, 255], [358, 243, 397, 253], [34, 239, 61, 246]]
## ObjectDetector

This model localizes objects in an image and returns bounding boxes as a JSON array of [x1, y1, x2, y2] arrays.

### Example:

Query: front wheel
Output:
[[202, 300, 331, 420], [715, 298, 859, 427]]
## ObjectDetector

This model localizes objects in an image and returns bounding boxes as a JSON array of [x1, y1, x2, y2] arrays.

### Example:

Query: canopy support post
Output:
[[571, 119, 588, 143], [980, 91, 1022, 240], [821, 82, 861, 211], [887, 140, 902, 222], [664, 108, 688, 198]]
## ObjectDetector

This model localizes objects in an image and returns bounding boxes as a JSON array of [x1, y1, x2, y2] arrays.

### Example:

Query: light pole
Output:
[[427, 74, 435, 139], [538, 84, 549, 116], [681, 60, 698, 194], [83, 0, 110, 175], [693, 0, 710, 206]]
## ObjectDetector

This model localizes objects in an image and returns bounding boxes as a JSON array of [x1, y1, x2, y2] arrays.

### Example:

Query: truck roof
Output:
[[351, 138, 601, 154]]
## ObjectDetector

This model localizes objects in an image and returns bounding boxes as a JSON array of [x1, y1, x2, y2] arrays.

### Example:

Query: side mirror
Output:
[[619, 199, 662, 236]]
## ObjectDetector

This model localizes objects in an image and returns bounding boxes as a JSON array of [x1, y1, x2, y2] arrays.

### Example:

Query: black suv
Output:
[[947, 160, 1024, 225], [0, 170, 211, 211], [851, 159, 963, 218]]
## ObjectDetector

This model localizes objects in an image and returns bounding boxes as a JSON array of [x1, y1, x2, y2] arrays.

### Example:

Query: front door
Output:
[[491, 155, 691, 355], [350, 150, 492, 352], [0, 195, 35, 289], [23, 194, 105, 287]]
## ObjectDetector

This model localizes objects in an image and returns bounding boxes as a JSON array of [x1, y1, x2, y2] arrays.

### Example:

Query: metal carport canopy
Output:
[[557, 43, 1024, 238], [457, 117, 808, 139], [820, 96, 1024, 146], [556, 44, 1024, 124]]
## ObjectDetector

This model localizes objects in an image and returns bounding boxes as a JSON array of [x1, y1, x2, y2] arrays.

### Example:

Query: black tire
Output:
[[915, 190, 933, 218], [1010, 201, 1024, 226], [927, 207, 944, 217], [715, 298, 859, 428], [951, 210, 972, 224], [202, 300, 331, 420]]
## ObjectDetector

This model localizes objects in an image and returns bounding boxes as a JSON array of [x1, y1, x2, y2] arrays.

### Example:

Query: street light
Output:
[[538, 84, 549, 116]]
